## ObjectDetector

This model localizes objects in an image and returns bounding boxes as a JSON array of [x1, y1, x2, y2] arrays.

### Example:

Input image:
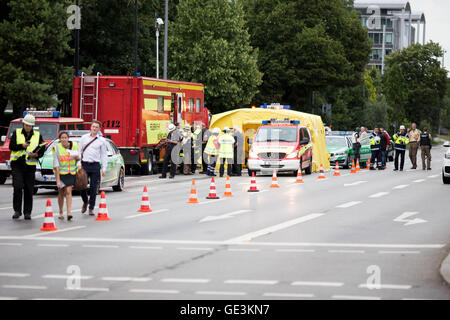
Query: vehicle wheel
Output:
[[443, 173, 450, 184], [304, 159, 312, 175], [33, 187, 38, 195], [113, 168, 125, 192], [0, 173, 6, 185], [140, 153, 154, 176]]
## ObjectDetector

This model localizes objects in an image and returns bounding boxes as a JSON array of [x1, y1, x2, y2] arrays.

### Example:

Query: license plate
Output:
[[264, 161, 279, 166], [43, 175, 55, 182]]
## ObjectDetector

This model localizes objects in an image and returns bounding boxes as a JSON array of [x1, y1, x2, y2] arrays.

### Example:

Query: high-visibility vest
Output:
[[204, 135, 219, 156], [9, 129, 40, 166], [370, 134, 381, 151], [393, 132, 409, 151], [218, 133, 234, 159], [53, 142, 79, 175]]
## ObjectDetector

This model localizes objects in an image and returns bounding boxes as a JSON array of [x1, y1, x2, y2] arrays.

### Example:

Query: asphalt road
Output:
[[0, 147, 449, 300]]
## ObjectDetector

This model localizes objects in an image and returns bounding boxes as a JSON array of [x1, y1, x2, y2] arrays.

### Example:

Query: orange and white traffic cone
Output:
[[40, 198, 58, 232], [248, 172, 260, 192], [295, 167, 304, 183], [206, 177, 220, 199], [350, 160, 356, 173], [318, 164, 326, 179], [270, 170, 280, 188], [187, 180, 200, 204], [333, 162, 341, 176], [223, 176, 233, 197], [95, 191, 111, 221], [356, 159, 361, 172], [366, 160, 371, 170], [138, 185, 152, 213]]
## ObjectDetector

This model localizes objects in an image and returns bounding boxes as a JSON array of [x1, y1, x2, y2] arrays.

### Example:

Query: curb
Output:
[[439, 252, 450, 286]]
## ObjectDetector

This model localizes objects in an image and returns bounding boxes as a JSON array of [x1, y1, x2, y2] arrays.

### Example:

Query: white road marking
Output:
[[42, 274, 93, 280], [101, 277, 151, 282], [394, 212, 427, 226], [369, 192, 389, 198], [0, 296, 18, 300], [393, 184, 409, 190], [199, 210, 252, 223], [225, 213, 324, 243], [66, 287, 109, 292], [129, 246, 163, 250], [291, 281, 344, 287], [427, 174, 439, 178], [130, 289, 179, 294], [197, 198, 226, 205], [124, 209, 169, 219], [344, 181, 367, 187], [378, 250, 420, 254], [23, 226, 86, 238], [176, 247, 214, 251], [0, 207, 13, 210], [0, 273, 30, 278], [332, 295, 381, 300], [0, 243, 22, 246], [224, 279, 278, 285], [275, 249, 315, 253], [413, 179, 425, 183], [359, 284, 412, 290], [336, 201, 362, 208], [37, 244, 69, 247], [195, 291, 247, 296], [263, 292, 314, 298], [161, 278, 210, 284], [227, 248, 260, 252], [328, 250, 365, 254], [3, 285, 47, 290], [83, 244, 119, 249]]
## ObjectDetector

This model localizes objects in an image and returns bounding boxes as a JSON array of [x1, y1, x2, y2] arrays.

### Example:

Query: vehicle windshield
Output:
[[44, 137, 81, 155], [255, 127, 298, 143], [8, 122, 58, 140], [326, 136, 347, 147]]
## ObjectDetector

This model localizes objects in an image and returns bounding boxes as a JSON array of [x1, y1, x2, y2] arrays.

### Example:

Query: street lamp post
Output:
[[155, 18, 164, 79]]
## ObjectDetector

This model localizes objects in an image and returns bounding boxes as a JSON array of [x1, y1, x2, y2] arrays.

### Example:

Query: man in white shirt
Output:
[[78, 120, 107, 215]]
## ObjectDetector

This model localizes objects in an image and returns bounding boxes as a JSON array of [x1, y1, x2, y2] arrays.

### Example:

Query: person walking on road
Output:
[[53, 132, 79, 221], [369, 127, 382, 170], [9, 114, 46, 220], [204, 128, 220, 176], [393, 125, 410, 171], [407, 123, 421, 169], [232, 126, 244, 176], [420, 127, 432, 170], [218, 127, 234, 177], [160, 123, 181, 179], [78, 121, 107, 216]]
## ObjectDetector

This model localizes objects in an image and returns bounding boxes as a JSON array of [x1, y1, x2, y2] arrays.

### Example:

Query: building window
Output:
[[361, 17, 368, 28], [196, 98, 201, 113], [385, 49, 392, 56], [385, 33, 392, 44], [370, 49, 383, 60], [369, 33, 383, 45], [157, 96, 164, 113], [188, 98, 194, 113], [381, 18, 393, 28]]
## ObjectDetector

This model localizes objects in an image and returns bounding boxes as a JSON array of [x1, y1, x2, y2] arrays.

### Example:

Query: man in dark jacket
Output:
[[9, 114, 46, 220]]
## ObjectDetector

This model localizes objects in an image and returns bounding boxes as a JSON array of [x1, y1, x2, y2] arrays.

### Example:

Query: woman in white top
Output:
[[53, 132, 80, 221]]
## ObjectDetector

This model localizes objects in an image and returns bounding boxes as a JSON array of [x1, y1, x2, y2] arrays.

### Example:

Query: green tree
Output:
[[0, 0, 73, 118], [242, 0, 371, 110], [169, 0, 262, 113], [384, 42, 448, 132]]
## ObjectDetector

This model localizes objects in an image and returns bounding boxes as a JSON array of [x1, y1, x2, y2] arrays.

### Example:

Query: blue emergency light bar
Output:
[[260, 103, 291, 110], [262, 119, 300, 125], [23, 109, 60, 118]]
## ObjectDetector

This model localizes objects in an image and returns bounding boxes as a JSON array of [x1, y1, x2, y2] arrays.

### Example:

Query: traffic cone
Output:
[[223, 176, 233, 197], [187, 180, 200, 204], [248, 172, 260, 192], [95, 191, 111, 221], [318, 164, 326, 179], [356, 159, 361, 172], [295, 167, 304, 183], [40, 198, 58, 232], [366, 160, 371, 170], [350, 160, 356, 173], [206, 177, 220, 199], [138, 185, 152, 213], [270, 170, 280, 188], [333, 162, 341, 176]]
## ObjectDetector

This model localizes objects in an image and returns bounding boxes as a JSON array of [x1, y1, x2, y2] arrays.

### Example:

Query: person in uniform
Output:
[[407, 123, 421, 169], [204, 128, 220, 176], [393, 125, 410, 171], [9, 114, 46, 220], [218, 127, 234, 177], [369, 127, 382, 170], [419, 127, 432, 170], [160, 123, 181, 179]]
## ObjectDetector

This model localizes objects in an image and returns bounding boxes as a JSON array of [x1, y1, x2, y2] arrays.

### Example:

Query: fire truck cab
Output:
[[0, 109, 84, 184], [247, 116, 313, 176]]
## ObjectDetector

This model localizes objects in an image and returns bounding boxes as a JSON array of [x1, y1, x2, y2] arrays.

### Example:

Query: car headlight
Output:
[[286, 151, 298, 159], [334, 152, 345, 156], [445, 154, 450, 159]]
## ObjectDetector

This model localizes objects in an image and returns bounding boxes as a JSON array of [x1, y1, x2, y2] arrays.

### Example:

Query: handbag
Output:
[[73, 136, 98, 190]]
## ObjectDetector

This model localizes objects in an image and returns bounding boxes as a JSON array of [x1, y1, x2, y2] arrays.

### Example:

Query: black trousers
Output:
[[370, 150, 381, 168], [352, 143, 361, 163], [161, 145, 177, 177], [201, 144, 207, 172], [219, 158, 233, 177], [232, 148, 242, 175], [394, 149, 406, 170], [11, 161, 36, 216], [80, 162, 101, 210]]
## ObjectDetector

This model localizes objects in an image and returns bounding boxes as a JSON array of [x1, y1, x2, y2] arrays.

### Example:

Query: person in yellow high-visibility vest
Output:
[[53, 131, 80, 221], [204, 128, 220, 176], [218, 127, 234, 177], [9, 114, 46, 220]]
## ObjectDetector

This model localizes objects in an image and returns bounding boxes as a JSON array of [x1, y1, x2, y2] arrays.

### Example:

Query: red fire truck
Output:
[[72, 73, 210, 174]]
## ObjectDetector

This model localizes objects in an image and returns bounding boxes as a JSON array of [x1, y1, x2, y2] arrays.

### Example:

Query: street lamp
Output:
[[155, 18, 164, 79]]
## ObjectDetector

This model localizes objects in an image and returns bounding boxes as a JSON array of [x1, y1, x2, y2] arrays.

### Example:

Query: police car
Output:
[[326, 131, 371, 168]]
